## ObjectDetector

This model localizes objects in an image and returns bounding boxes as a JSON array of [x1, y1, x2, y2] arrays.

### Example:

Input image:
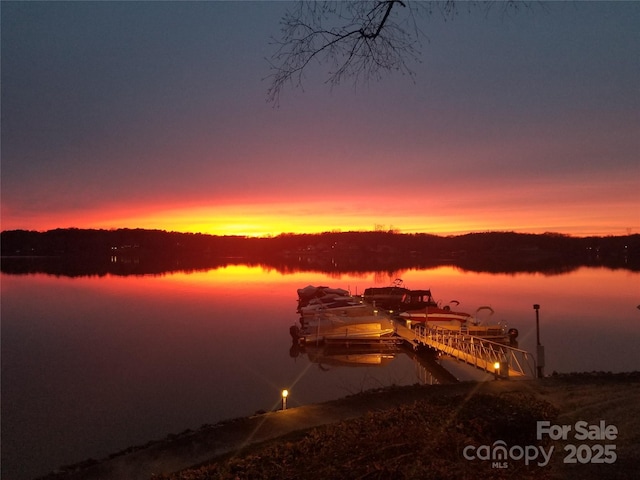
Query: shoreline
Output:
[[41, 372, 640, 480]]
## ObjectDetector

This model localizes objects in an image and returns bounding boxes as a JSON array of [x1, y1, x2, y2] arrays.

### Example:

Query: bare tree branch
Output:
[[266, 1, 539, 105], [266, 1, 422, 104]]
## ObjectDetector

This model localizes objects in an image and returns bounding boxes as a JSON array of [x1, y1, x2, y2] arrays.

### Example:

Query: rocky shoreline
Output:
[[41, 372, 640, 480]]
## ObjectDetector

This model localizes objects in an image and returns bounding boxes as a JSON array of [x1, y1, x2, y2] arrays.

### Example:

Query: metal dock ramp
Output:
[[393, 321, 536, 378]]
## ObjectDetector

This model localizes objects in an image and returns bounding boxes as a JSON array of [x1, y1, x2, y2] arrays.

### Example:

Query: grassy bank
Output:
[[44, 373, 640, 480], [154, 373, 639, 480]]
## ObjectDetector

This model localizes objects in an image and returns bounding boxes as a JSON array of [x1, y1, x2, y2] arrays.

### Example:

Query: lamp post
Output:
[[533, 304, 545, 378], [281, 389, 289, 410]]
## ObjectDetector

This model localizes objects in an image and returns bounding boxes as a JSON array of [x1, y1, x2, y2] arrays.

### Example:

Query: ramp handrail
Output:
[[411, 324, 537, 378]]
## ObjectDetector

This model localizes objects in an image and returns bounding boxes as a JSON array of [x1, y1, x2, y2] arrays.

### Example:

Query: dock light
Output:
[[281, 389, 289, 410], [533, 304, 545, 378], [494, 360, 510, 380], [493, 361, 501, 380]]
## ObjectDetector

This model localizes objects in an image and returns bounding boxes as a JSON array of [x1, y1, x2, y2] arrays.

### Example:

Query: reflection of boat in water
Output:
[[303, 344, 398, 368], [289, 337, 459, 385]]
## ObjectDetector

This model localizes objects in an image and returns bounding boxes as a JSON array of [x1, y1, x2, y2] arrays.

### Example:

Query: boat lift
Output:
[[393, 321, 537, 378]]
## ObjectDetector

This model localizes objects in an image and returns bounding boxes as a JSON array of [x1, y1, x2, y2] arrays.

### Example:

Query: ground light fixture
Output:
[[282, 389, 289, 410]]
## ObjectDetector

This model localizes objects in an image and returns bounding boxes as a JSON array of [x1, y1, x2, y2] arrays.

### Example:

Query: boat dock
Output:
[[392, 321, 537, 378], [294, 284, 537, 379]]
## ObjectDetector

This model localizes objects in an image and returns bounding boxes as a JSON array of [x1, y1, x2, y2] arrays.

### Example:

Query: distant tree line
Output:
[[1, 228, 638, 277]]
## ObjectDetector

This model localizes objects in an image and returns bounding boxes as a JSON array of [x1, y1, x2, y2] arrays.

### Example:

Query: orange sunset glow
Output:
[[6, 183, 636, 238], [1, 2, 638, 238]]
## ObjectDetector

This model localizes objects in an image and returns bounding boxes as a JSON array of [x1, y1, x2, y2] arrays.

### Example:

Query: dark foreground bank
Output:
[[42, 373, 640, 480]]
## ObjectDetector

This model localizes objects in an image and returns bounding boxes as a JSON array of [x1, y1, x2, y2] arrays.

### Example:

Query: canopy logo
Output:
[[463, 441, 554, 468], [463, 420, 618, 468]]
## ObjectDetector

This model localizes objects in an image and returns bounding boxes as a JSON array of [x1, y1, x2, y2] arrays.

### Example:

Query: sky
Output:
[[1, 1, 639, 237]]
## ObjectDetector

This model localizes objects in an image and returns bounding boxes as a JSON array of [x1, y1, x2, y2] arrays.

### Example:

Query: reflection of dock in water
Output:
[[289, 339, 460, 385], [402, 347, 459, 385], [291, 343, 398, 369]]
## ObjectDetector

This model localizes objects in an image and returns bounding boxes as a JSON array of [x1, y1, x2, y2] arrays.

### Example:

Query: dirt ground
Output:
[[43, 372, 640, 480]]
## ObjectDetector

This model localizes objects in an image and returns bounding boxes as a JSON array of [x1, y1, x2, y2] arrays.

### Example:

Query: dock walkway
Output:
[[392, 321, 536, 378]]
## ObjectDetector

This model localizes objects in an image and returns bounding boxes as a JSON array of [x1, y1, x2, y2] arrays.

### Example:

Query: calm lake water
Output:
[[2, 265, 639, 479]]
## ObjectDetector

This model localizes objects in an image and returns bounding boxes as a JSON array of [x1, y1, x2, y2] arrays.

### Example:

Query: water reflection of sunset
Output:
[[3, 265, 639, 480], [145, 265, 636, 307], [160, 265, 277, 285], [400, 268, 635, 325], [158, 265, 402, 290]]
